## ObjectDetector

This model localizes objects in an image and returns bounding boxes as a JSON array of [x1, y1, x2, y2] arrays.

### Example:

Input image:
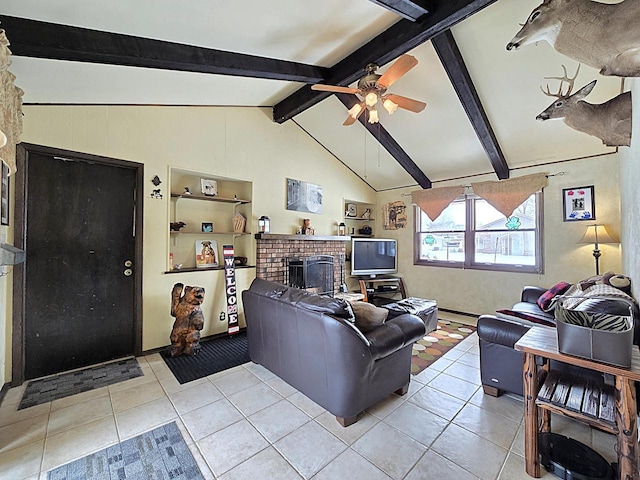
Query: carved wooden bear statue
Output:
[[168, 283, 205, 357]]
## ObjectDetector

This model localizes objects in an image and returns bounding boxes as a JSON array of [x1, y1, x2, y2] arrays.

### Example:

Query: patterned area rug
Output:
[[161, 331, 250, 384], [47, 422, 203, 480], [19, 357, 142, 410], [411, 319, 476, 375]]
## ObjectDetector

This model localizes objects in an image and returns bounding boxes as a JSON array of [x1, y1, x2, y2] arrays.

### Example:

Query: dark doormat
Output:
[[161, 331, 250, 384], [19, 357, 142, 410], [47, 421, 203, 480]]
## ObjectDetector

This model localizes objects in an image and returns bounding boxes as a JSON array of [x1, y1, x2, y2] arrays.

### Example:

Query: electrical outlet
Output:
[[219, 311, 226, 321]]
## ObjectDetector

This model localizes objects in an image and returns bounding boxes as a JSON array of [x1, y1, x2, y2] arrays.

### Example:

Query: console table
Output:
[[515, 327, 640, 479]]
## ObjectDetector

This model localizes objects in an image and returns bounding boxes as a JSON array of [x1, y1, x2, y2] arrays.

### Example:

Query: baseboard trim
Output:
[[438, 307, 479, 318], [141, 327, 248, 357]]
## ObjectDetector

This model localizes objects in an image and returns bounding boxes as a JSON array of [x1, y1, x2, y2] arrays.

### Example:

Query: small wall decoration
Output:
[[346, 203, 357, 217], [223, 245, 240, 336], [382, 201, 407, 230], [201, 222, 213, 233], [286, 178, 323, 214], [150, 175, 163, 199], [562, 186, 595, 222], [201, 179, 218, 196], [195, 239, 218, 268], [1, 161, 8, 225]]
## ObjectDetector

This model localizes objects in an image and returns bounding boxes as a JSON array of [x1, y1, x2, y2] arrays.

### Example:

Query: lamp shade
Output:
[[578, 224, 617, 245]]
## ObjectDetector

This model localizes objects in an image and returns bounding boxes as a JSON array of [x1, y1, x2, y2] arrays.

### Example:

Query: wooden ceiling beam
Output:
[[337, 94, 432, 189], [0, 15, 329, 83], [273, 0, 498, 123], [367, 0, 429, 21], [431, 30, 509, 179]]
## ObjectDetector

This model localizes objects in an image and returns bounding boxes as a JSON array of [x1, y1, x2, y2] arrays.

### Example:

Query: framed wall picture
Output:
[[201, 222, 213, 233], [346, 203, 357, 218], [286, 178, 323, 214], [195, 239, 218, 268], [562, 186, 595, 221], [1, 161, 8, 226], [200, 178, 218, 196]]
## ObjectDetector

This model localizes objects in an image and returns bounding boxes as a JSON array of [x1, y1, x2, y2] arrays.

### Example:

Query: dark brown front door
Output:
[[19, 147, 141, 380]]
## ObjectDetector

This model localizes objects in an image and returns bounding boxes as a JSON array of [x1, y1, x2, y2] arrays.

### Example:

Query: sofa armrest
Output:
[[365, 314, 426, 361], [521, 286, 547, 304], [477, 314, 532, 349]]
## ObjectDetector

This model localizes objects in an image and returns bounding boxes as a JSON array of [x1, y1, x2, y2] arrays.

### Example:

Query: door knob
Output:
[[123, 269, 133, 276]]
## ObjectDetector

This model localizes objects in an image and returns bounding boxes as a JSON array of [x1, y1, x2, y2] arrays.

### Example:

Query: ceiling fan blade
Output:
[[343, 102, 367, 126], [377, 54, 419, 89], [386, 94, 426, 113], [311, 84, 359, 94]]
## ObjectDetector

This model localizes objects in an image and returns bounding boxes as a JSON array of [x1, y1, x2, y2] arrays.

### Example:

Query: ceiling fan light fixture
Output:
[[368, 107, 379, 124], [348, 103, 363, 119], [383, 98, 398, 115], [365, 91, 378, 107]]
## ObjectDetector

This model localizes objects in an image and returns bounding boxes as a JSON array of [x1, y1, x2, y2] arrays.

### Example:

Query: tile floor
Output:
[[0, 324, 621, 480]]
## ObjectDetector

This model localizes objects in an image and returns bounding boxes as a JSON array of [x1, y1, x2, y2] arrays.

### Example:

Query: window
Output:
[[415, 192, 543, 273]]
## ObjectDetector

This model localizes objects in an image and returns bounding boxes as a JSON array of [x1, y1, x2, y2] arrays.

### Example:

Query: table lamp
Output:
[[577, 224, 618, 275]]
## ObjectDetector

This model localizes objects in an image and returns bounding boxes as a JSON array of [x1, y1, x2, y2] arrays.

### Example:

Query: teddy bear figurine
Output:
[[167, 283, 205, 356]]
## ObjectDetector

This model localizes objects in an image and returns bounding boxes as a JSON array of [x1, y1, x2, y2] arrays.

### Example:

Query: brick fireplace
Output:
[[255, 234, 348, 294]]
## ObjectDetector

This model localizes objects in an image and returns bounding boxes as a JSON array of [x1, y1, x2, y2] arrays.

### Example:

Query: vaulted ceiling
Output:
[[1, 0, 622, 191]]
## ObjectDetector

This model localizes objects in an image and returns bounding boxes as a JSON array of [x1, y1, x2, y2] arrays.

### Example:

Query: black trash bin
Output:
[[539, 433, 615, 480]]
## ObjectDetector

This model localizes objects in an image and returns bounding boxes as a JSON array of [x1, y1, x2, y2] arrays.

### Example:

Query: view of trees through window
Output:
[[415, 193, 542, 273]]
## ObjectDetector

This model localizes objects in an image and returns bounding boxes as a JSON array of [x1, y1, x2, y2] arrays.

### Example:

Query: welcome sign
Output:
[[223, 245, 239, 335]]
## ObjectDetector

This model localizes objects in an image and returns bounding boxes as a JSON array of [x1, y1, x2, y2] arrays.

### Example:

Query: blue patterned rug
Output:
[[47, 422, 203, 480], [19, 357, 142, 409]]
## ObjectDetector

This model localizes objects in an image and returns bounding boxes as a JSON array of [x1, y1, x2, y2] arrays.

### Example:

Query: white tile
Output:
[[497, 451, 557, 479], [384, 402, 449, 448], [365, 393, 404, 420], [42, 415, 118, 472], [0, 402, 50, 428], [110, 380, 165, 413], [315, 411, 378, 445], [210, 369, 261, 396], [50, 386, 109, 412], [227, 382, 282, 416], [47, 395, 114, 436], [431, 423, 508, 480], [0, 413, 49, 454], [453, 403, 520, 450], [242, 362, 276, 381], [198, 419, 269, 476], [442, 362, 481, 385], [158, 374, 207, 395], [429, 373, 479, 402], [352, 422, 426, 479], [169, 381, 223, 414], [468, 388, 524, 424], [0, 439, 44, 480], [405, 449, 478, 480], [313, 448, 390, 480], [182, 398, 243, 441], [286, 392, 325, 418], [409, 385, 465, 421], [247, 400, 310, 443], [220, 446, 302, 480], [274, 421, 346, 479], [115, 396, 178, 440], [265, 376, 298, 397]]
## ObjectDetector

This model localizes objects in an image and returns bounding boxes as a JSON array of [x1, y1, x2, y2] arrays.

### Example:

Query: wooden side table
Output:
[[515, 327, 640, 479]]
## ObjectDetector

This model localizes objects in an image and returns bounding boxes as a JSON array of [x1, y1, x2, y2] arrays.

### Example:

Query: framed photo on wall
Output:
[[1, 161, 8, 226], [286, 178, 323, 214], [562, 186, 595, 221]]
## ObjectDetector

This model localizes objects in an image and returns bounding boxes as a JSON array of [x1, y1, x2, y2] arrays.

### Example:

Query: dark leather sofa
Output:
[[477, 286, 638, 397], [242, 278, 426, 426]]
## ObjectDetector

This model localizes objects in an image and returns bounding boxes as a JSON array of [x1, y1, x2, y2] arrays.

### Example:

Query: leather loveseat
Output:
[[477, 285, 639, 397], [242, 278, 426, 426]]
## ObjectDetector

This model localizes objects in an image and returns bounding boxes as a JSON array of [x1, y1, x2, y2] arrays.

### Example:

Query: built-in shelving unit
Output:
[[167, 169, 253, 273], [343, 199, 375, 237]]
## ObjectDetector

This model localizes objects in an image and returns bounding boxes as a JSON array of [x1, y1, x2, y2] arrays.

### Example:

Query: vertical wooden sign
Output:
[[223, 244, 240, 335]]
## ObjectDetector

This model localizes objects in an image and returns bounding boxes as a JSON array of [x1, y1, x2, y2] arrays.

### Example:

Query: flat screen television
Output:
[[351, 238, 398, 277]]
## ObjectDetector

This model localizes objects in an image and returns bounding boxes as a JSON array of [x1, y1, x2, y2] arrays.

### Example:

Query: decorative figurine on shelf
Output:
[[167, 283, 205, 357], [361, 208, 371, 220], [233, 212, 246, 233], [183, 186, 192, 195], [170, 221, 187, 231], [302, 218, 314, 235]]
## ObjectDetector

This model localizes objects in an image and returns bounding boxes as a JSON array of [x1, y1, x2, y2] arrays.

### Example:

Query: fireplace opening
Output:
[[286, 255, 335, 296]]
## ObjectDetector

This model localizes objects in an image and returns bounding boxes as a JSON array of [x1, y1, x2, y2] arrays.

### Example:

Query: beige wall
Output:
[[1, 105, 376, 382], [620, 79, 640, 296], [375, 154, 622, 315]]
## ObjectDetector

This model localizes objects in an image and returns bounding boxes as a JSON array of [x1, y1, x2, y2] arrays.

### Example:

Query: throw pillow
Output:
[[602, 272, 632, 295], [349, 301, 388, 332], [537, 281, 573, 311]]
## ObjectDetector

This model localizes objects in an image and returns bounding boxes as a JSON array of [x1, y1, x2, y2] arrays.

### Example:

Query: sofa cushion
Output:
[[349, 301, 389, 332], [536, 281, 572, 311], [248, 278, 289, 299], [279, 287, 354, 319], [496, 308, 556, 328]]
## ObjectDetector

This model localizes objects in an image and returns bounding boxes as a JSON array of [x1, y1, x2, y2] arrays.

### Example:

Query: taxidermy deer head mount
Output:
[[507, 0, 640, 77], [536, 65, 632, 147]]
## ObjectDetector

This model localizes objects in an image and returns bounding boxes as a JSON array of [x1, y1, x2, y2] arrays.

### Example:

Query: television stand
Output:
[[358, 276, 406, 305]]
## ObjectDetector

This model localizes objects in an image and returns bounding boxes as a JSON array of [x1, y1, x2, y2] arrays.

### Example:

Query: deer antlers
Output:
[[540, 64, 580, 98]]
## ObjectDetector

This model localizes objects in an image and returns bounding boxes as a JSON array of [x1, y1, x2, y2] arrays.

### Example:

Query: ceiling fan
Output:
[[311, 54, 427, 126]]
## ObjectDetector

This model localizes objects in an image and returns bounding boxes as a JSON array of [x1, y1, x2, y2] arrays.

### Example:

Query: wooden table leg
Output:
[[523, 352, 541, 478], [614, 376, 639, 480]]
